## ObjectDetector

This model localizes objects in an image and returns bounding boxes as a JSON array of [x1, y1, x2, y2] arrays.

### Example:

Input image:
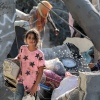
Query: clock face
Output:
[[62, 58, 76, 68]]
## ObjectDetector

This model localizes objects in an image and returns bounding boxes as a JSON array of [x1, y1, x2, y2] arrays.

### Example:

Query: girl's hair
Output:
[[24, 28, 40, 45]]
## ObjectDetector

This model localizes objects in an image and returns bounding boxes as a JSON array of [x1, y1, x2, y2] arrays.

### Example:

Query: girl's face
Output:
[[26, 33, 36, 47]]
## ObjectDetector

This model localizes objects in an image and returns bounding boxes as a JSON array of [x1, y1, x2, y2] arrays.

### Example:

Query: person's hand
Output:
[[54, 29, 59, 36], [30, 84, 37, 96]]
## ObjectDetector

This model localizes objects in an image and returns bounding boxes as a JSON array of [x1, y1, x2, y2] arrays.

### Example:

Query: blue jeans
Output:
[[14, 84, 24, 100], [14, 83, 38, 100]]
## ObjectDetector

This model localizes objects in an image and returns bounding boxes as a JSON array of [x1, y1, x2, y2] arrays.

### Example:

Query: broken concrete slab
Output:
[[57, 88, 79, 100], [62, 0, 100, 51], [63, 37, 93, 53], [79, 72, 100, 92], [56, 71, 100, 100], [79, 72, 100, 100], [0, 0, 16, 99]]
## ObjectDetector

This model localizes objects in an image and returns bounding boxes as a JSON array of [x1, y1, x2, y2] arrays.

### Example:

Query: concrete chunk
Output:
[[79, 72, 100, 92]]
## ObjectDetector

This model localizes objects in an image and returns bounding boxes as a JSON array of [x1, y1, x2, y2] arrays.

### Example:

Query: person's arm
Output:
[[35, 66, 44, 85], [16, 9, 30, 21], [47, 13, 59, 35], [29, 15, 34, 29], [30, 66, 44, 96], [29, 7, 37, 29]]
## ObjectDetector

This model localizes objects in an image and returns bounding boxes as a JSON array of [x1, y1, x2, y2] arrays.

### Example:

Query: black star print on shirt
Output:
[[30, 62, 35, 67], [33, 81, 36, 84], [25, 71, 30, 75], [39, 57, 43, 61], [23, 55, 28, 61], [25, 86, 28, 90], [35, 53, 40, 58]]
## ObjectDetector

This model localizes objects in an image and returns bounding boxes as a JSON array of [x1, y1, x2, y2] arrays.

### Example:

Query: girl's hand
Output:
[[30, 85, 38, 96]]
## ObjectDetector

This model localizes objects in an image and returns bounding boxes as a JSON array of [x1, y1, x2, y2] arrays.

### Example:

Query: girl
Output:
[[14, 29, 45, 100]]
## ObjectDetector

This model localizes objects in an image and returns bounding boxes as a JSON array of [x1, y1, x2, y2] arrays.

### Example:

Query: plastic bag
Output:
[[22, 94, 35, 100], [45, 58, 66, 76]]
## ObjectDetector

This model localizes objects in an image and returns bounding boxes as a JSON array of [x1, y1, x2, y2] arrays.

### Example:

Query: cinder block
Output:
[[79, 72, 100, 92]]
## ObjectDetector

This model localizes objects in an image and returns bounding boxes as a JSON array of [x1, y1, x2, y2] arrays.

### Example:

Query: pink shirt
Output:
[[17, 45, 45, 92]]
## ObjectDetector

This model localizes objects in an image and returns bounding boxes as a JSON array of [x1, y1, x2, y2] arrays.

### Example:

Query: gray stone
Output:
[[62, 0, 100, 51], [57, 88, 79, 100], [79, 90, 85, 100], [83, 92, 99, 100], [79, 72, 100, 92], [67, 88, 79, 100], [0, 86, 14, 100], [79, 72, 100, 100], [0, 0, 16, 99], [57, 72, 100, 100]]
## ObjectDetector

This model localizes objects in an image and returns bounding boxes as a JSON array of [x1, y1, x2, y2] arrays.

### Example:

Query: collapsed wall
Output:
[[62, 0, 100, 51], [57, 72, 100, 100], [0, 0, 16, 99], [79, 72, 100, 100], [0, 0, 100, 100]]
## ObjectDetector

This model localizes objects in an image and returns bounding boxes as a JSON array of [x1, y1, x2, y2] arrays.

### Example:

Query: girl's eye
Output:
[[28, 37, 31, 39], [28, 37, 35, 40]]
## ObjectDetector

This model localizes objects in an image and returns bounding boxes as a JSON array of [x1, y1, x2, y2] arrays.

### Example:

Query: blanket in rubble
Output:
[[41, 44, 91, 76], [40, 69, 63, 90]]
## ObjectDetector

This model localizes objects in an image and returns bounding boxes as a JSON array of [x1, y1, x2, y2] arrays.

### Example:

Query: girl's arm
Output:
[[30, 66, 44, 96], [35, 66, 44, 86]]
